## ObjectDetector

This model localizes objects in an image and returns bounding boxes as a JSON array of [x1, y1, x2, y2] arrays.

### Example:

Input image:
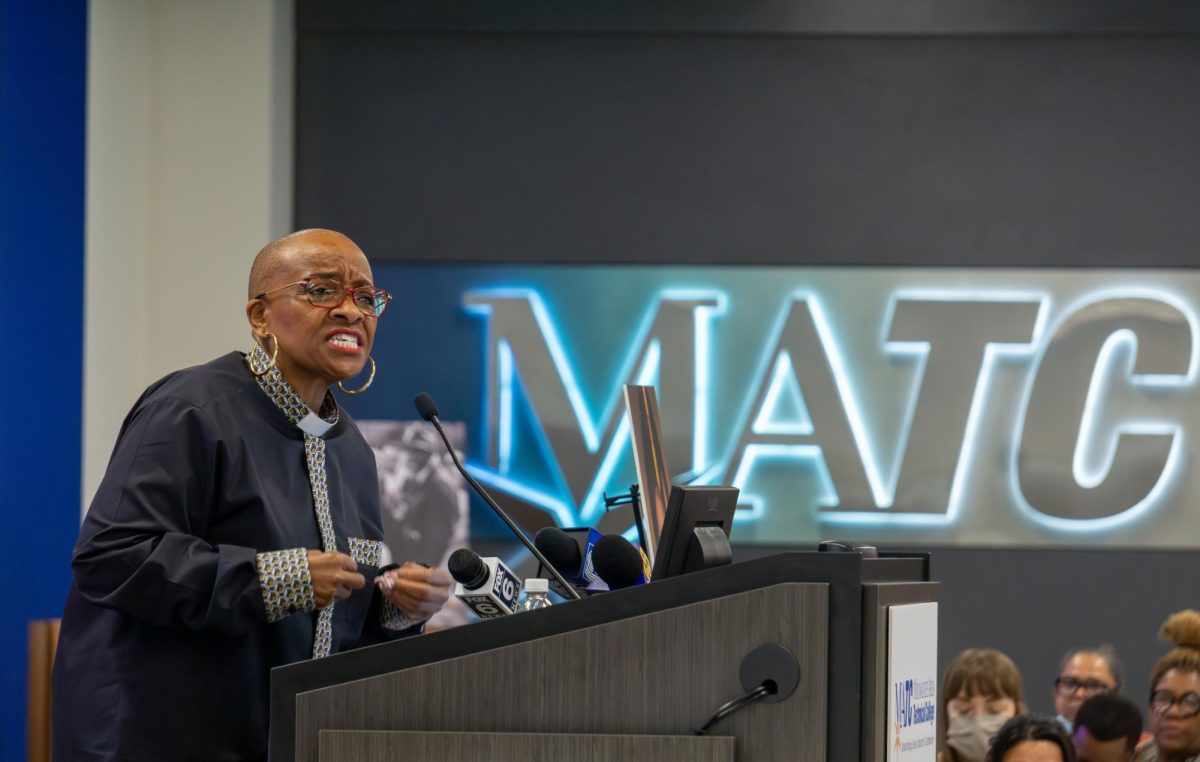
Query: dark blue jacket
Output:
[[52, 353, 413, 761]]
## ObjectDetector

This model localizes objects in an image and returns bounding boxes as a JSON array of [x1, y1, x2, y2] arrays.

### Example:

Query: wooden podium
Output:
[[270, 551, 935, 762]]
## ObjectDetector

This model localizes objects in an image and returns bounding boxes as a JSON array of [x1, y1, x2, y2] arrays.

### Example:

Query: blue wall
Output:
[[0, 0, 87, 758]]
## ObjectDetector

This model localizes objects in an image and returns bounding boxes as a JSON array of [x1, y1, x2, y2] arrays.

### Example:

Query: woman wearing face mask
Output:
[[940, 648, 1027, 762], [1134, 610, 1200, 762]]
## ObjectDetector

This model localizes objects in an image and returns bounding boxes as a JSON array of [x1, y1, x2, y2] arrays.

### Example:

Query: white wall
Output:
[[84, 0, 293, 512]]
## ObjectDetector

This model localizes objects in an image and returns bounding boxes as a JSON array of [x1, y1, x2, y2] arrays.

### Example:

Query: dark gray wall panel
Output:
[[297, 0, 1200, 35], [929, 546, 1198, 715], [296, 35, 1200, 266], [737, 544, 1200, 715]]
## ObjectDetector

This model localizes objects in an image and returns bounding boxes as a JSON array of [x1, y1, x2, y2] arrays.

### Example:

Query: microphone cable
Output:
[[692, 681, 776, 736]]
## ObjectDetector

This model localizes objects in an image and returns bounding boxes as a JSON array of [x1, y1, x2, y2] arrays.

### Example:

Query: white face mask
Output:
[[945, 714, 1011, 762]]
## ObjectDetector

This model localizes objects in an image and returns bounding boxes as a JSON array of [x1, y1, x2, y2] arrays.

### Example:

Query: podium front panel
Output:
[[318, 730, 736, 762], [295, 582, 828, 762]]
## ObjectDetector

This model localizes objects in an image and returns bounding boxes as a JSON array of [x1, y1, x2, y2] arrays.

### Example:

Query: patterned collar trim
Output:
[[246, 344, 339, 438]]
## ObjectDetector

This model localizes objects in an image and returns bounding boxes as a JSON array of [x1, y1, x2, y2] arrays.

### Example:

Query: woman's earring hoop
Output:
[[248, 332, 279, 376], [338, 356, 376, 395]]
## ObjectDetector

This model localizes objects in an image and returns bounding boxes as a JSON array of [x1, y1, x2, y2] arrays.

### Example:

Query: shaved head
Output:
[[248, 228, 366, 298]]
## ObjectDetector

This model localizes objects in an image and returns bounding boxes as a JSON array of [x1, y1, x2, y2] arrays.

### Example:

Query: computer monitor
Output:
[[650, 485, 739, 580]]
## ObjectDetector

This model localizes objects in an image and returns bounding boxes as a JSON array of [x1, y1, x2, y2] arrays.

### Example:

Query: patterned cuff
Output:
[[379, 598, 423, 631], [348, 537, 383, 568], [256, 548, 316, 623]]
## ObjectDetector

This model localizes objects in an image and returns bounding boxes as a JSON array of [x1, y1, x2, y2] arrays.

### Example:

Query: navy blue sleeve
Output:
[[357, 584, 424, 646], [72, 395, 267, 634]]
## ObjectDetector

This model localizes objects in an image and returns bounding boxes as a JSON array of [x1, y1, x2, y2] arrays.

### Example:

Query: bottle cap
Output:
[[524, 578, 549, 593]]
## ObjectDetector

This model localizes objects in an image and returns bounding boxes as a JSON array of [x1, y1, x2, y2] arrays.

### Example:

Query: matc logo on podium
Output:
[[887, 602, 939, 762]]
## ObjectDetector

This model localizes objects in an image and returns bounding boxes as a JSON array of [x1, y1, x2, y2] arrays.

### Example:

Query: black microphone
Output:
[[414, 392, 582, 600], [447, 548, 522, 618], [448, 548, 490, 589], [534, 527, 595, 597], [592, 534, 646, 590], [414, 392, 440, 422]]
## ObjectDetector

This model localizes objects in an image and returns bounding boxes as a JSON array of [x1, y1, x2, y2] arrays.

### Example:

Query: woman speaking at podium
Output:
[[52, 230, 453, 761]]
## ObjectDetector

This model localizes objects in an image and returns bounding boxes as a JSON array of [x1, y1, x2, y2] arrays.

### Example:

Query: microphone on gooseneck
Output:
[[414, 392, 582, 601], [591, 534, 647, 590], [413, 392, 441, 423], [447, 548, 522, 619]]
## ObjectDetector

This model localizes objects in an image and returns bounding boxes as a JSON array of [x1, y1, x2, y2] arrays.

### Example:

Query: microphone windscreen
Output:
[[448, 547, 488, 588], [592, 535, 644, 590], [413, 392, 440, 421], [534, 527, 583, 573]]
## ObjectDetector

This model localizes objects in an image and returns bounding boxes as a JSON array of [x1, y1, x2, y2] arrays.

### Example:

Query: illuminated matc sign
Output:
[[378, 266, 1200, 547]]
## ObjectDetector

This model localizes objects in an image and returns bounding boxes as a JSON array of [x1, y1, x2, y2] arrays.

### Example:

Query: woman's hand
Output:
[[307, 550, 366, 608], [377, 562, 453, 622]]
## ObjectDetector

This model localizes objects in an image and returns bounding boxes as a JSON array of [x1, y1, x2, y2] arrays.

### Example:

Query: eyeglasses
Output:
[[1055, 677, 1113, 696], [254, 277, 392, 317], [1150, 690, 1200, 718]]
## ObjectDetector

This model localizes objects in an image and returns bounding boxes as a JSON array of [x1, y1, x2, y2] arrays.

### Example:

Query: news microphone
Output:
[[535, 526, 582, 570], [591, 534, 648, 590], [448, 548, 521, 618], [534, 526, 600, 598], [414, 392, 582, 600], [535, 528, 595, 580]]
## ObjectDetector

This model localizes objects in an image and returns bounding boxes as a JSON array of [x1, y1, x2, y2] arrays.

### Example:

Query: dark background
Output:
[[295, 0, 1200, 716]]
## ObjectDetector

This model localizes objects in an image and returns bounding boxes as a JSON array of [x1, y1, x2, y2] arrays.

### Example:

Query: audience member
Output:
[[1073, 693, 1142, 762], [940, 648, 1026, 762], [1134, 610, 1200, 762], [1055, 646, 1123, 730], [987, 715, 1077, 762]]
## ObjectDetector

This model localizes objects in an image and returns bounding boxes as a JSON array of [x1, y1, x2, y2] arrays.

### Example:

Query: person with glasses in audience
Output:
[[52, 230, 454, 761], [1134, 610, 1200, 762], [1072, 693, 1143, 762], [1054, 646, 1123, 731]]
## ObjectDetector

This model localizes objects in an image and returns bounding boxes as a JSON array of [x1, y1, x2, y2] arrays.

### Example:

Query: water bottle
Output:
[[519, 578, 552, 612]]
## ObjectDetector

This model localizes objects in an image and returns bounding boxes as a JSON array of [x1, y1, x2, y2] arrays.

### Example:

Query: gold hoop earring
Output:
[[338, 356, 376, 395], [248, 332, 279, 376]]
